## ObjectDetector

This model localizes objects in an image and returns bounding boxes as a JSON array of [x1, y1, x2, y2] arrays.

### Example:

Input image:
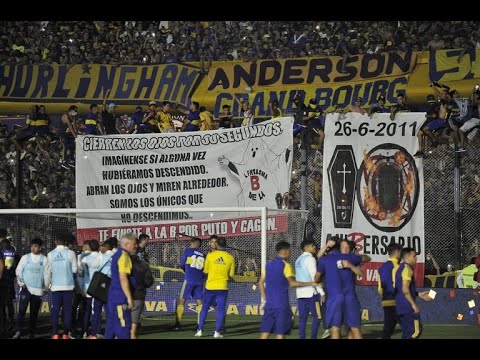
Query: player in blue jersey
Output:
[[174, 237, 206, 330], [378, 242, 403, 339], [395, 247, 431, 339], [336, 239, 369, 339], [315, 238, 369, 339], [259, 241, 320, 339]]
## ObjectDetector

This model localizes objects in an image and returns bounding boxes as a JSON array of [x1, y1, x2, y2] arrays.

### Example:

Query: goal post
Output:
[[0, 207, 308, 317]]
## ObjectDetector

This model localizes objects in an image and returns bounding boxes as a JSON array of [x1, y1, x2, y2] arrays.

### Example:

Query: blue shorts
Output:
[[325, 294, 345, 328], [203, 289, 228, 309], [427, 118, 446, 131], [398, 312, 422, 339], [106, 303, 132, 339], [180, 281, 203, 301], [260, 306, 293, 335], [343, 294, 361, 328]]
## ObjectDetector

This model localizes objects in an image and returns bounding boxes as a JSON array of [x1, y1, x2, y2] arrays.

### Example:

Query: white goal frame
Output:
[[0, 206, 269, 271]]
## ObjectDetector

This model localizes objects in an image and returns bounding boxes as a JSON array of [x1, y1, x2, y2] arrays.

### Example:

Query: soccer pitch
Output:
[[138, 314, 480, 339]]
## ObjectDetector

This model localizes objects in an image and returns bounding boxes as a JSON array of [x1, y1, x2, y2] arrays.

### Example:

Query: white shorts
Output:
[[460, 117, 480, 132]]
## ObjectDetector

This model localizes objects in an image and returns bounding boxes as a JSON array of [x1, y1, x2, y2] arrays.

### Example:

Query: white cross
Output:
[[337, 163, 351, 194]]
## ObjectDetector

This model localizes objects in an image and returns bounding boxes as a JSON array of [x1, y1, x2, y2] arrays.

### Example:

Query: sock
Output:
[[176, 305, 184, 324], [196, 305, 203, 324]]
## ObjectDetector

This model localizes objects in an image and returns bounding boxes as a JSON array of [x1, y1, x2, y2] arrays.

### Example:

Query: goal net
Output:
[[0, 207, 308, 319]]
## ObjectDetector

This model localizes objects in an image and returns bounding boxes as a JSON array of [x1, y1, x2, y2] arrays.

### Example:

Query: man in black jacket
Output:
[[130, 249, 154, 339]]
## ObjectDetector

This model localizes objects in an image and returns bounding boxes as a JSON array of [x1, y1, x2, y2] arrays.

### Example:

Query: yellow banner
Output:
[[194, 75, 409, 118], [429, 49, 480, 82], [205, 52, 416, 92], [0, 63, 202, 111]]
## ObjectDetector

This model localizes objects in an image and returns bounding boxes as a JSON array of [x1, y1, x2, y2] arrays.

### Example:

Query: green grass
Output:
[[138, 314, 480, 339]]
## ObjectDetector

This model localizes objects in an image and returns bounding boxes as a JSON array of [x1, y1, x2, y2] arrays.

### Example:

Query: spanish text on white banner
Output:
[[75, 118, 294, 241], [321, 112, 425, 286]]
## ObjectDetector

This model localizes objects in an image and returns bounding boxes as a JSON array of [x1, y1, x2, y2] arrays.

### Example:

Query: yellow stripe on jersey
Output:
[[315, 301, 321, 319], [118, 251, 132, 274], [392, 261, 400, 287], [204, 250, 235, 290], [401, 266, 413, 281], [377, 278, 383, 296], [282, 261, 294, 278], [117, 305, 126, 327], [382, 299, 396, 307], [85, 119, 97, 125], [35, 119, 49, 126]]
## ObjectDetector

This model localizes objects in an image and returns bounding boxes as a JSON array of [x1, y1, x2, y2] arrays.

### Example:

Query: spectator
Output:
[[217, 105, 233, 129], [102, 90, 118, 135], [348, 97, 366, 115], [390, 92, 411, 121]]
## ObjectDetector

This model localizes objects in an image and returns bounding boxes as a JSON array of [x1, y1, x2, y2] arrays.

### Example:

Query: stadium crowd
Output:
[[1, 89, 480, 210], [0, 21, 479, 273], [1, 21, 480, 66]]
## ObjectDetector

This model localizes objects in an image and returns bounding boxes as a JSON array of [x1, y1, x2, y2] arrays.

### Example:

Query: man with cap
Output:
[[102, 89, 118, 135], [142, 101, 159, 133], [369, 95, 390, 116]]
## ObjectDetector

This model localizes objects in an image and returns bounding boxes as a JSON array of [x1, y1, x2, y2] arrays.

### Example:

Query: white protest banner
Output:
[[76, 118, 294, 241], [321, 112, 425, 285]]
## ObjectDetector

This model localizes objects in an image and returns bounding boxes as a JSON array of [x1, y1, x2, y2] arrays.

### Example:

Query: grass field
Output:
[[15, 314, 479, 339], [137, 314, 480, 339]]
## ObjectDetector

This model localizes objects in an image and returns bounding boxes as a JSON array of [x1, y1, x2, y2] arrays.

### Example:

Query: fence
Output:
[[0, 128, 478, 287], [298, 128, 480, 282]]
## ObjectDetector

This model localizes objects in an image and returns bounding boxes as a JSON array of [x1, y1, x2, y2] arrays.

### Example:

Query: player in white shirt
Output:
[[12, 238, 50, 339], [295, 239, 325, 339]]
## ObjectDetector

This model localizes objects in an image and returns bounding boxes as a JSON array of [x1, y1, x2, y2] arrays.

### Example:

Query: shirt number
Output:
[[189, 255, 205, 270]]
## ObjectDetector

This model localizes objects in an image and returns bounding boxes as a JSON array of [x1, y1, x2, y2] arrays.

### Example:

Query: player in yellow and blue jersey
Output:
[[315, 238, 368, 339], [259, 241, 319, 339], [394, 247, 432, 339], [174, 237, 205, 330], [105, 233, 137, 339], [378, 242, 403, 339]]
